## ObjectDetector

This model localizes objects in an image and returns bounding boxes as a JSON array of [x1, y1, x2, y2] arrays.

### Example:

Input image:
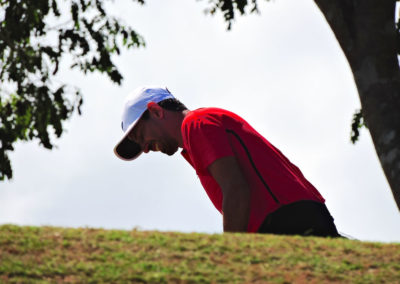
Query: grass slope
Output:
[[0, 225, 399, 283]]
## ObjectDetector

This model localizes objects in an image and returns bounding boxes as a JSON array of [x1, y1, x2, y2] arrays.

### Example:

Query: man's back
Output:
[[181, 107, 325, 232]]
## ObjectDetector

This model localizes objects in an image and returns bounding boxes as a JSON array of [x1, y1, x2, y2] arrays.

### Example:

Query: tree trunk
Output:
[[314, 0, 400, 211]]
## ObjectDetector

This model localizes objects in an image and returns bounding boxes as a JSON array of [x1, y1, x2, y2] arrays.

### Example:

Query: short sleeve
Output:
[[182, 113, 234, 172]]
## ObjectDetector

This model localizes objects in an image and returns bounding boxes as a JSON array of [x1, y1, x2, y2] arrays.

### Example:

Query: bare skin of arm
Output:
[[208, 156, 251, 232]]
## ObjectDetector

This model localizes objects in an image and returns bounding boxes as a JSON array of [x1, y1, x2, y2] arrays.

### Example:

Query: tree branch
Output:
[[313, 0, 356, 64]]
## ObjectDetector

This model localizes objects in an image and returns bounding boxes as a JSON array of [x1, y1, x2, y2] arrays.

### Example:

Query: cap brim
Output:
[[114, 121, 143, 161]]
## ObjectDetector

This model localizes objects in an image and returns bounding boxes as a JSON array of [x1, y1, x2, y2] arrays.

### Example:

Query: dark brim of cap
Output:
[[114, 136, 143, 161]]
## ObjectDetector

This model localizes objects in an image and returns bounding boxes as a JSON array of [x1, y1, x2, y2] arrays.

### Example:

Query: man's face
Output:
[[127, 114, 179, 156]]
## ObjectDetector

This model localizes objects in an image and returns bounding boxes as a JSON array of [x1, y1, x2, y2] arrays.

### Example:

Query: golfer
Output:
[[114, 86, 340, 237]]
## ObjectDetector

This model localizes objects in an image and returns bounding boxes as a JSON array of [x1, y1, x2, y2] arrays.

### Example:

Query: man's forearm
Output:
[[222, 189, 250, 232], [207, 155, 252, 233]]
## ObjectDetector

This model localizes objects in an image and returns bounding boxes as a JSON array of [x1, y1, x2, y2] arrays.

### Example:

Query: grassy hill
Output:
[[0, 225, 399, 283]]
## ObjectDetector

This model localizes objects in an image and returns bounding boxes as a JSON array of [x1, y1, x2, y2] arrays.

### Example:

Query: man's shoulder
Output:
[[182, 107, 247, 137], [185, 107, 241, 122]]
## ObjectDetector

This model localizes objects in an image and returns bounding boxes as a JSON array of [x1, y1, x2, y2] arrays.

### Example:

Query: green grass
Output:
[[0, 225, 399, 283]]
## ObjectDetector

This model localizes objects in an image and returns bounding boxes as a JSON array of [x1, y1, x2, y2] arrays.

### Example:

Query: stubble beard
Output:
[[164, 145, 178, 156], [160, 140, 178, 156]]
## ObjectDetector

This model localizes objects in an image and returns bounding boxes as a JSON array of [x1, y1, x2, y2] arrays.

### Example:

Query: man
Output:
[[114, 86, 340, 236]]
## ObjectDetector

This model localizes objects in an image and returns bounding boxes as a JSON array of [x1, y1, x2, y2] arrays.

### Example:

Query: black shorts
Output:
[[258, 200, 340, 237]]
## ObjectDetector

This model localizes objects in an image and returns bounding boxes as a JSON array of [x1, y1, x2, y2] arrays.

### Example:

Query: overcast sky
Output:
[[1, 0, 399, 243]]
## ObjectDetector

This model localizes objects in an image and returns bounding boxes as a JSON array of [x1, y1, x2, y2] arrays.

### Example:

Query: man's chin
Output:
[[162, 147, 178, 156]]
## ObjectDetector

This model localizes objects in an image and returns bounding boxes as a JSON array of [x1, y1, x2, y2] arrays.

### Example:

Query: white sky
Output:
[[1, 0, 399, 243]]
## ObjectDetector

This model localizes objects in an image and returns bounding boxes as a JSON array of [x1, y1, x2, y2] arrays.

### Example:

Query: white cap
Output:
[[114, 86, 175, 161]]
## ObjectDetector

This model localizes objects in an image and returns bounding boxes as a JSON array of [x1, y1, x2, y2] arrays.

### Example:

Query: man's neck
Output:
[[176, 109, 190, 148]]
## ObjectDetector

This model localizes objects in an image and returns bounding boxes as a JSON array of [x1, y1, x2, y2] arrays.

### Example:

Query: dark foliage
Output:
[[203, 0, 261, 30], [350, 109, 366, 144], [0, 0, 145, 180]]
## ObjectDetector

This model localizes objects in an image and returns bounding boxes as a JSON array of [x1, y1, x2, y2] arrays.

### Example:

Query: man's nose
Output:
[[143, 142, 150, 153]]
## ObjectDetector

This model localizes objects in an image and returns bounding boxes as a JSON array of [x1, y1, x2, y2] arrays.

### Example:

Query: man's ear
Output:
[[147, 102, 164, 119]]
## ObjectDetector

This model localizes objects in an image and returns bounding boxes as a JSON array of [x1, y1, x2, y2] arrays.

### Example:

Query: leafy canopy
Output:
[[0, 0, 145, 180], [1, 0, 399, 180]]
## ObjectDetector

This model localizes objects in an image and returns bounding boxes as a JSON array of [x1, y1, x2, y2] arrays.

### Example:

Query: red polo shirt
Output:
[[181, 108, 325, 232]]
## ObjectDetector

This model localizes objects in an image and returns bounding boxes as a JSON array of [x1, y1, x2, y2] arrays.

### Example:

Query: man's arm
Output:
[[208, 156, 251, 232]]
